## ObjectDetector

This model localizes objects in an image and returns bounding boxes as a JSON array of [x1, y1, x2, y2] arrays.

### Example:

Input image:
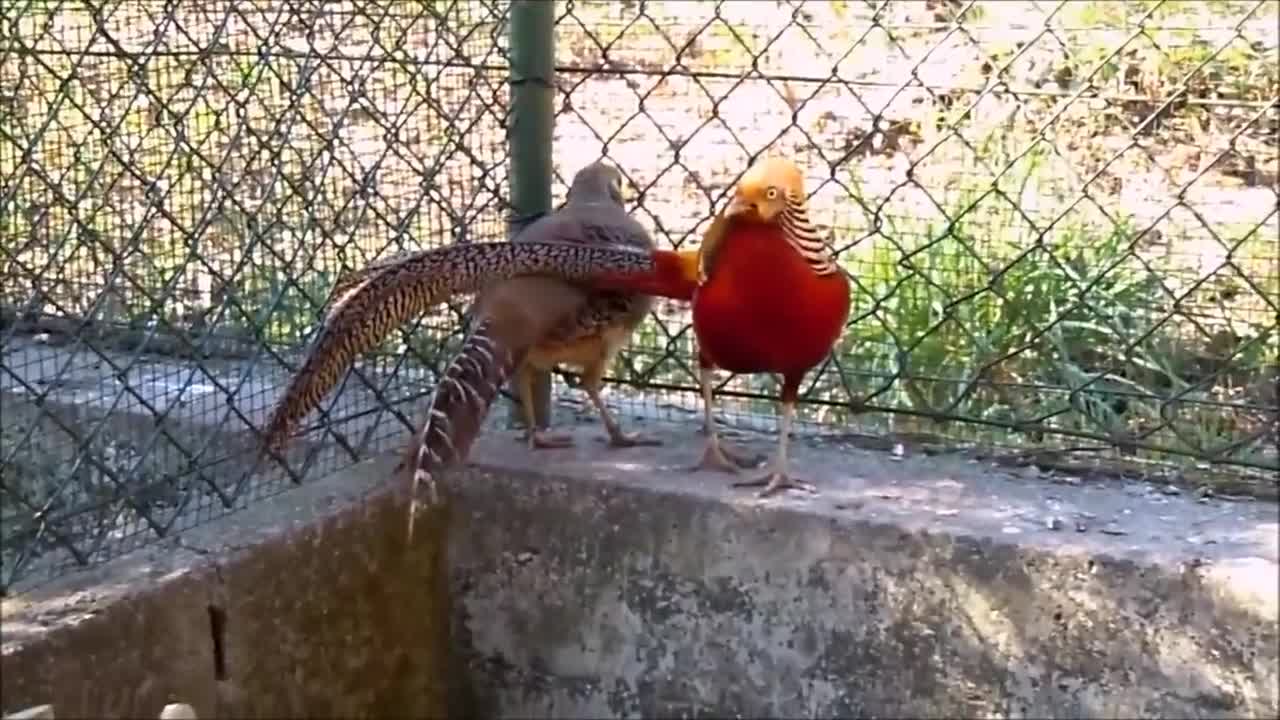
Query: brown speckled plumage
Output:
[[258, 238, 657, 460], [407, 162, 666, 523], [407, 317, 517, 515], [258, 163, 688, 513]]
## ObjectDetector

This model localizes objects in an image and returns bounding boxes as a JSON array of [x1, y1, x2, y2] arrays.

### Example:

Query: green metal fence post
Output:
[[507, 0, 556, 432]]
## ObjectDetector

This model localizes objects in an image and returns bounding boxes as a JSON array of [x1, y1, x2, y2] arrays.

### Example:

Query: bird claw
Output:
[[524, 430, 576, 450], [693, 442, 763, 474], [601, 431, 663, 448], [733, 472, 818, 498]]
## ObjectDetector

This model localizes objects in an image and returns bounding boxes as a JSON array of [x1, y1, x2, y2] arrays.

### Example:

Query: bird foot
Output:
[[693, 442, 764, 474], [733, 472, 817, 499], [523, 430, 576, 450], [601, 430, 663, 448]]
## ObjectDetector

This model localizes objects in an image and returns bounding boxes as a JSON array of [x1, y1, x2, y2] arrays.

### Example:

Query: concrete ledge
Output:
[[1, 460, 452, 719], [445, 426, 1278, 719], [4, 423, 1276, 717]]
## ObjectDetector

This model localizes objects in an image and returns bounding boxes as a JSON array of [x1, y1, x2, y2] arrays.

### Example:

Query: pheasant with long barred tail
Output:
[[408, 162, 686, 508], [506, 162, 670, 451], [257, 163, 700, 484], [687, 155, 852, 497]]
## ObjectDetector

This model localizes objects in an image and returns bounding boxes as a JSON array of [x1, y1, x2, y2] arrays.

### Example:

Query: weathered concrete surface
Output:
[[443, 425, 1279, 719], [3, 334, 1277, 718], [1, 460, 452, 719]]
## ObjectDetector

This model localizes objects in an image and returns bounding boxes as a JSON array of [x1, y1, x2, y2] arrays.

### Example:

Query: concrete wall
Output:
[[443, 428, 1279, 719], [1, 461, 453, 719], [4, 430, 1277, 718], [2, 337, 1276, 717]]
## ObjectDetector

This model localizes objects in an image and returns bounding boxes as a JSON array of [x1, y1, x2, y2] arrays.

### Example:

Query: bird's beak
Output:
[[724, 196, 754, 218]]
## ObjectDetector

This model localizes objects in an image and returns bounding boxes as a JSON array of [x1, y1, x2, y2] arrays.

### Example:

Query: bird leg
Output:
[[516, 364, 574, 449], [693, 366, 764, 473], [733, 397, 817, 498], [581, 358, 662, 448]]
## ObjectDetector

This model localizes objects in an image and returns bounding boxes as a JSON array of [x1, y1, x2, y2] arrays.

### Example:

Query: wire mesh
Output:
[[0, 0, 510, 593], [549, 0, 1279, 483], [0, 0, 1277, 594]]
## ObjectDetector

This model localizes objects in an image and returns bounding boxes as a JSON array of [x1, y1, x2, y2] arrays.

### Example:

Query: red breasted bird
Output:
[[686, 155, 851, 497]]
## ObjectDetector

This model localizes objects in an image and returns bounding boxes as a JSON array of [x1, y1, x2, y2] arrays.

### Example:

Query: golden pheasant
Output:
[[687, 155, 851, 497], [258, 163, 699, 483]]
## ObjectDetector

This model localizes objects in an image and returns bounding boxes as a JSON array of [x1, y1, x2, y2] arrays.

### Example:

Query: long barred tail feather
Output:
[[406, 318, 523, 539], [257, 240, 660, 462], [591, 248, 701, 303]]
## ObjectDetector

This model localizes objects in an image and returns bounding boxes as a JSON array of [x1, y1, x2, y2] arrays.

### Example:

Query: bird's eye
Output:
[[765, 187, 779, 200]]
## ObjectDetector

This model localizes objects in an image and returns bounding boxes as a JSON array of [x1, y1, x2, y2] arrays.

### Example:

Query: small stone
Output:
[[1046, 516, 1064, 531], [1161, 484, 1181, 496], [890, 443, 905, 460], [514, 551, 536, 565], [159, 704, 198, 720], [1100, 523, 1128, 536], [1075, 520, 1089, 533]]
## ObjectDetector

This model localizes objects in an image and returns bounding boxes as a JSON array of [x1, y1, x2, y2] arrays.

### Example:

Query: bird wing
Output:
[[696, 208, 732, 283], [515, 202, 655, 251], [511, 202, 699, 301]]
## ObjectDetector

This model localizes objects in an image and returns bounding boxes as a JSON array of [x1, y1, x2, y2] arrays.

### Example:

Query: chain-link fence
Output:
[[0, 0, 513, 593], [1, 0, 1277, 593], [547, 0, 1278, 480]]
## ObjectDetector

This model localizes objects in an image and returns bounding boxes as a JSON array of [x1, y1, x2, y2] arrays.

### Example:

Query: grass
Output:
[[827, 174, 1274, 470]]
